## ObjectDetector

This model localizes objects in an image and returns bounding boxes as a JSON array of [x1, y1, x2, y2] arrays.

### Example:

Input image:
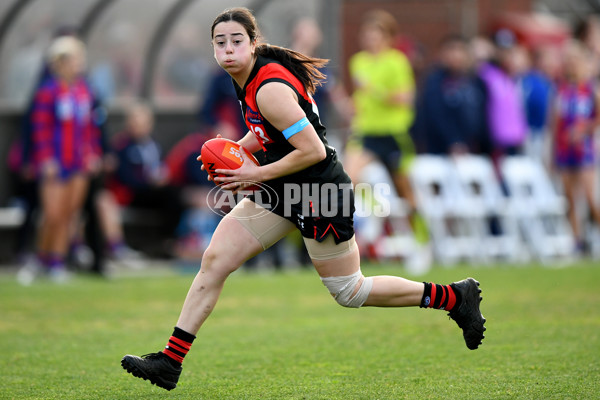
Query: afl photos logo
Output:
[[207, 182, 279, 218]]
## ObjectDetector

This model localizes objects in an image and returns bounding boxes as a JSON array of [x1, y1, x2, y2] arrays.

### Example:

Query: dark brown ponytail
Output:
[[212, 7, 328, 95], [255, 44, 327, 95]]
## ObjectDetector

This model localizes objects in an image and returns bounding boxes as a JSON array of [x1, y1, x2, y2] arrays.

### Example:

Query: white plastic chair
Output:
[[452, 155, 527, 263], [409, 155, 480, 265], [500, 156, 576, 262], [354, 161, 417, 262]]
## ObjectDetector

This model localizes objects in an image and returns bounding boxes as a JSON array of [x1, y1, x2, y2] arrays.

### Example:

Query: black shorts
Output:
[[248, 182, 355, 244], [361, 135, 402, 174]]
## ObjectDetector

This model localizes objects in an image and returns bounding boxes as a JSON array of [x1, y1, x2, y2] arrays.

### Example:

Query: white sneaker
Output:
[[17, 258, 43, 286], [48, 267, 71, 284], [112, 246, 145, 270], [73, 244, 95, 270]]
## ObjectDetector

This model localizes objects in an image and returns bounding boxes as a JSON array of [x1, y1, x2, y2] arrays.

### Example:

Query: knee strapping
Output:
[[320, 270, 373, 308]]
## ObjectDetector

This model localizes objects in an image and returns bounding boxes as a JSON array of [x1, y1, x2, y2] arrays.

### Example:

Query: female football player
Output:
[[553, 40, 600, 252], [121, 7, 485, 391], [20, 36, 101, 284]]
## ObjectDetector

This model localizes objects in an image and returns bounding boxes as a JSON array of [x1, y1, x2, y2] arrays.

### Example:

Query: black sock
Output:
[[162, 327, 196, 366]]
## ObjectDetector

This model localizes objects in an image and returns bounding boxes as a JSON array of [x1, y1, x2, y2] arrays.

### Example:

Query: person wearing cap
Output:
[[18, 36, 102, 284]]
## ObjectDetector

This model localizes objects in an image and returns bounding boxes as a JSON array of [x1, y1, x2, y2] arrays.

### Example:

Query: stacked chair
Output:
[[453, 155, 526, 263], [500, 156, 576, 262], [354, 162, 417, 261], [409, 156, 481, 265], [409, 155, 575, 265]]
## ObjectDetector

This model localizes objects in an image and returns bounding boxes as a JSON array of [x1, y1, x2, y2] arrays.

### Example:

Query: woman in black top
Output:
[[121, 7, 485, 391]]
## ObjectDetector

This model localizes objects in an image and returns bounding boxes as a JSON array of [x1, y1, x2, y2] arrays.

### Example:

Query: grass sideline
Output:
[[1, 261, 599, 399]]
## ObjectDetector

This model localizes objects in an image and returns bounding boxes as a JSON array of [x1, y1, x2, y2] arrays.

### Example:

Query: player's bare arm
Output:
[[215, 81, 326, 185], [256, 82, 327, 178], [237, 130, 262, 153]]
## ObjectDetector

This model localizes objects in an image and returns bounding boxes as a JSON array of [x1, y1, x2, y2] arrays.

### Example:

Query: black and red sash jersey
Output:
[[233, 56, 354, 243], [233, 55, 349, 187]]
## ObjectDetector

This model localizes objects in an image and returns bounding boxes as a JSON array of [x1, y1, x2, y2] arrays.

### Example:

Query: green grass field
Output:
[[1, 261, 599, 399]]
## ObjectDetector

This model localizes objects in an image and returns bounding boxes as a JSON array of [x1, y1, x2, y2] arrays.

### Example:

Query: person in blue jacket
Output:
[[414, 35, 490, 156]]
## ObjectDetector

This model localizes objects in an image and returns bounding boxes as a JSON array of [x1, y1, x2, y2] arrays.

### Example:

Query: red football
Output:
[[200, 138, 259, 182]]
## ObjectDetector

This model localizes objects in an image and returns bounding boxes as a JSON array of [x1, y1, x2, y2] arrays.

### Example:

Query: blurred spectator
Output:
[[344, 9, 429, 263], [469, 35, 495, 69], [520, 45, 559, 168], [478, 29, 528, 159], [10, 27, 81, 266], [345, 9, 416, 205], [414, 34, 490, 156], [100, 100, 182, 256], [107, 101, 169, 203], [552, 40, 600, 252], [18, 36, 102, 284], [9, 27, 111, 276]]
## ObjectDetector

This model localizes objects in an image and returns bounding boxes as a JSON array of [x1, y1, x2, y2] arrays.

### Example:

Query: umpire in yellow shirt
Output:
[[345, 9, 416, 209]]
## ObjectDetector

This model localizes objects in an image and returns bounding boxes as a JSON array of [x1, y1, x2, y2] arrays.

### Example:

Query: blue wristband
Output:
[[282, 117, 310, 140]]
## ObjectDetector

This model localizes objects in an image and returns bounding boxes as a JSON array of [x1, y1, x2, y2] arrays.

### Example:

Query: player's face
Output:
[[212, 21, 256, 75]]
